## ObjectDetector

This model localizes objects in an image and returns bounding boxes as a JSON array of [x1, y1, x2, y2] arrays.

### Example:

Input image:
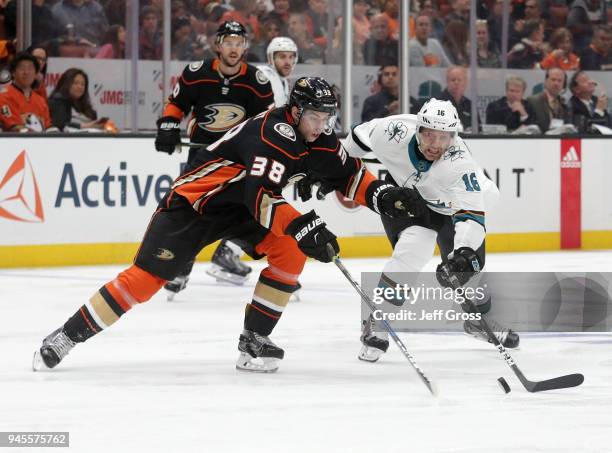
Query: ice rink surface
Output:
[[2, 251, 611, 453]]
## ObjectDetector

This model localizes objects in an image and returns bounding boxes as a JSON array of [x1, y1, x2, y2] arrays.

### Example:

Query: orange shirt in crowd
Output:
[[0, 83, 51, 131], [540, 51, 580, 71]]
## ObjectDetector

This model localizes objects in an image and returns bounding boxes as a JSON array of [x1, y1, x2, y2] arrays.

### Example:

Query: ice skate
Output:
[[206, 242, 252, 285], [32, 328, 76, 371], [463, 318, 520, 349], [164, 275, 189, 301], [236, 329, 284, 373], [358, 315, 389, 362]]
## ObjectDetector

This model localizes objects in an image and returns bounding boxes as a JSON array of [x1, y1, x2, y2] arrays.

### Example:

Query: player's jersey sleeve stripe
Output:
[[172, 161, 246, 211], [453, 210, 485, 227], [254, 187, 301, 236], [351, 125, 373, 152], [340, 162, 377, 206], [311, 143, 339, 153], [162, 103, 185, 119], [234, 82, 274, 98]]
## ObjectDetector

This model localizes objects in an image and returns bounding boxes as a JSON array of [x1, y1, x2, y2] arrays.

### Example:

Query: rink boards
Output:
[[0, 135, 611, 267]]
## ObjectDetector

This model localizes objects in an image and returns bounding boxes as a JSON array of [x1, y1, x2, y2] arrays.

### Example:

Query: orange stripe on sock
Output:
[[250, 303, 280, 320], [80, 306, 99, 333]]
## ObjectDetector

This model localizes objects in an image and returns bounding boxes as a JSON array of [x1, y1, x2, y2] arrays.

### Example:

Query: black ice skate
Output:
[[358, 315, 389, 362], [236, 329, 284, 373], [164, 275, 189, 301], [206, 242, 251, 286], [32, 328, 76, 371], [463, 318, 520, 349]]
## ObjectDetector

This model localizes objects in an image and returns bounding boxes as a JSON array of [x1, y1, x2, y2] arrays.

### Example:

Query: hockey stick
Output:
[[448, 274, 584, 392], [327, 245, 436, 395]]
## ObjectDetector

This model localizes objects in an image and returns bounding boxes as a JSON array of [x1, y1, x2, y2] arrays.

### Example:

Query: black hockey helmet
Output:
[[289, 77, 338, 116], [215, 20, 248, 46]]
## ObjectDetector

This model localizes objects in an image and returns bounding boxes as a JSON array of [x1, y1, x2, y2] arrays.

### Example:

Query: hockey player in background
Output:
[[155, 21, 274, 295], [257, 36, 298, 107], [341, 98, 520, 362], [33, 77, 426, 373]]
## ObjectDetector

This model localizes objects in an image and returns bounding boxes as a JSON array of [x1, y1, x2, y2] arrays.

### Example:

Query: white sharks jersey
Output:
[[342, 114, 499, 251], [256, 64, 289, 107]]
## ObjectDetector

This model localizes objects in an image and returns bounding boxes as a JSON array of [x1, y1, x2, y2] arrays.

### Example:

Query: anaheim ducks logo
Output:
[[154, 248, 175, 260], [199, 103, 246, 132]]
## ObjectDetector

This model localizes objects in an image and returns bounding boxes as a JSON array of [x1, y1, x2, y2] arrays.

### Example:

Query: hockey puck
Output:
[[497, 377, 511, 394]]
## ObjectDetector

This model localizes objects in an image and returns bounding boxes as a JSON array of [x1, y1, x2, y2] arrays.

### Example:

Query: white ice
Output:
[[1, 251, 611, 453]]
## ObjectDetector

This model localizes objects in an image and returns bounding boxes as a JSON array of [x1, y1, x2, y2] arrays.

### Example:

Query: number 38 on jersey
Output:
[[250, 156, 286, 184]]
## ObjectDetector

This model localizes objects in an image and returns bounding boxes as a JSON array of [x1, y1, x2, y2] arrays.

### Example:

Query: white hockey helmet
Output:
[[266, 36, 298, 66], [416, 98, 461, 133]]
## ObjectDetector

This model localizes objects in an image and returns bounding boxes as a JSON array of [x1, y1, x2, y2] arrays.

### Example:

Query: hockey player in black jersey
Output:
[[33, 77, 427, 373], [155, 21, 275, 295]]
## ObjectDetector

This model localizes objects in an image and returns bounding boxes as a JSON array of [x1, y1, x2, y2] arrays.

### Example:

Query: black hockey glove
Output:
[[296, 175, 335, 202], [155, 116, 181, 154], [436, 247, 482, 288], [366, 181, 427, 218], [285, 210, 339, 263]]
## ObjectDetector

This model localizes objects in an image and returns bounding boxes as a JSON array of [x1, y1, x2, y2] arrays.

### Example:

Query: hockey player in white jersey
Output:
[[256, 37, 298, 107], [342, 98, 520, 362]]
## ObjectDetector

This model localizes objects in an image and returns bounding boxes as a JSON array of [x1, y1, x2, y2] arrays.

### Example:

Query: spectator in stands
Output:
[[445, 0, 470, 25], [263, 0, 290, 34], [4, 0, 61, 46], [485, 75, 535, 131], [567, 0, 607, 51], [26, 46, 49, 102], [439, 65, 480, 131], [0, 39, 16, 87], [507, 20, 545, 69], [476, 19, 501, 68], [139, 6, 162, 60], [305, 0, 329, 50], [540, 28, 580, 70], [95, 24, 125, 59], [222, 0, 261, 42], [409, 13, 451, 67], [441, 20, 469, 66], [487, 0, 520, 50], [103, 0, 125, 27], [568, 70, 611, 131], [353, 0, 371, 47], [527, 68, 572, 132], [361, 62, 419, 121], [363, 13, 399, 66], [287, 11, 323, 63], [48, 67, 106, 131], [580, 24, 612, 70], [249, 18, 282, 62], [52, 0, 110, 47], [417, 0, 445, 41], [325, 16, 366, 64], [172, 16, 205, 61], [381, 0, 400, 40], [0, 52, 51, 132]]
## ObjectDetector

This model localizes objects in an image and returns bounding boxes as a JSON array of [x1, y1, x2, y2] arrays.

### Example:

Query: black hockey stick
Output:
[[327, 245, 436, 395], [448, 274, 584, 392]]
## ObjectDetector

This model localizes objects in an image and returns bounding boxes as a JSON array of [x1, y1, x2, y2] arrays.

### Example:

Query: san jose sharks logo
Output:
[[384, 121, 408, 143], [443, 146, 465, 161]]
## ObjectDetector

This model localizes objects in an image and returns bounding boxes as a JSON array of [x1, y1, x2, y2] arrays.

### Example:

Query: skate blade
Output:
[[166, 290, 178, 302], [358, 345, 385, 363], [206, 267, 248, 286], [32, 350, 51, 372], [235, 352, 279, 373], [289, 290, 301, 303]]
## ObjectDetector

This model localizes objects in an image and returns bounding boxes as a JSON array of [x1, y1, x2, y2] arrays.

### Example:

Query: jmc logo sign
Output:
[[0, 151, 44, 222]]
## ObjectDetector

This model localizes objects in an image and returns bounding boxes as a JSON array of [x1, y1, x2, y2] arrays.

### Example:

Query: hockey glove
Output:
[[436, 247, 482, 288], [155, 116, 181, 154], [285, 210, 340, 263], [367, 181, 427, 218], [296, 175, 335, 202]]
